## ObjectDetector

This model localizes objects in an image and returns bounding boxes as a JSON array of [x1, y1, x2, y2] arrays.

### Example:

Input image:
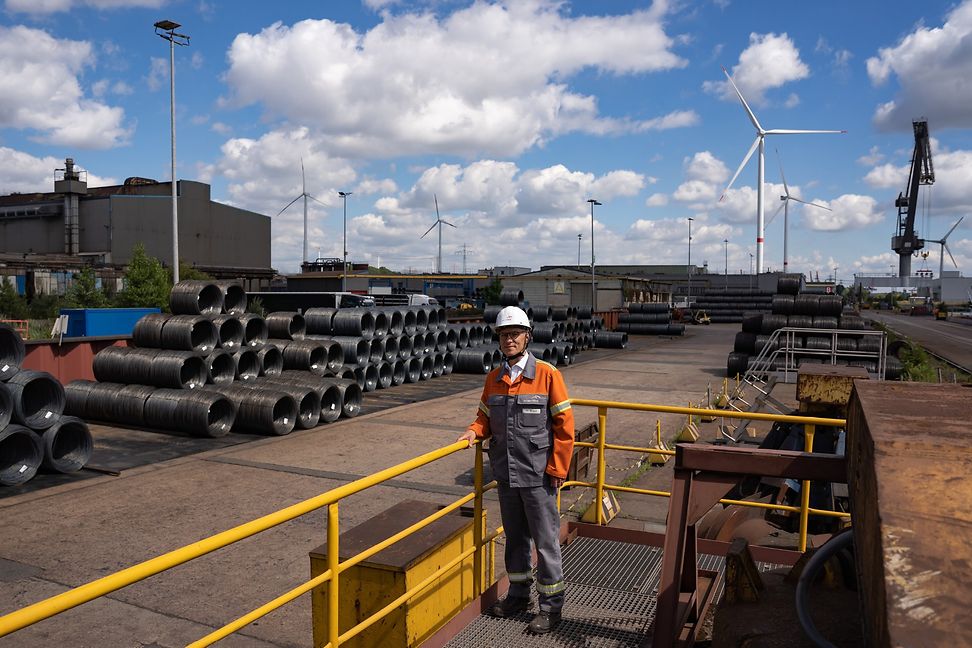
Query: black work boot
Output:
[[490, 595, 533, 618], [528, 610, 562, 634]]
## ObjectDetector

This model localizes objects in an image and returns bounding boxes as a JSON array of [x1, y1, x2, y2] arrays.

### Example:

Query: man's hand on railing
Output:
[[548, 476, 565, 489], [456, 430, 478, 448]]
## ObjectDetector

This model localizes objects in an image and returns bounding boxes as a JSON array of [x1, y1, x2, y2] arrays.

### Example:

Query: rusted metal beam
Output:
[[675, 444, 847, 483]]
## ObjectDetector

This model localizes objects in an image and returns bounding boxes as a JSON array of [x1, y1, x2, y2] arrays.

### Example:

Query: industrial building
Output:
[[0, 159, 274, 295]]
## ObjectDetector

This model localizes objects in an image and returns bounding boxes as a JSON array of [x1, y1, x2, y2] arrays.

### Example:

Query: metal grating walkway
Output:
[[444, 536, 785, 648]]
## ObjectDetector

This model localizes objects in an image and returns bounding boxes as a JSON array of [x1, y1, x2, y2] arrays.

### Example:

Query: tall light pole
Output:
[[687, 217, 694, 302], [723, 239, 729, 291], [749, 252, 754, 290], [577, 234, 582, 266], [834, 266, 839, 285], [338, 191, 352, 291], [587, 199, 601, 311], [154, 20, 189, 285]]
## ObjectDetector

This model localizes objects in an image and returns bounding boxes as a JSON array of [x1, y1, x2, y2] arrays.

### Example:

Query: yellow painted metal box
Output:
[[796, 365, 869, 413], [310, 500, 490, 648]]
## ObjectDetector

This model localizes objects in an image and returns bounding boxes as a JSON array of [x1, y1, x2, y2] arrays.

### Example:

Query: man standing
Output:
[[457, 305, 575, 634]]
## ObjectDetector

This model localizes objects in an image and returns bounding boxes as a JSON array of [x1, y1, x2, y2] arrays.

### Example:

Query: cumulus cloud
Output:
[[0, 147, 116, 193], [704, 32, 809, 105], [146, 57, 168, 92], [4, 0, 163, 13], [866, 1, 972, 130], [0, 26, 129, 148], [646, 193, 668, 207], [863, 142, 972, 214], [222, 3, 690, 158], [672, 151, 730, 206], [857, 146, 884, 166], [802, 194, 882, 231]]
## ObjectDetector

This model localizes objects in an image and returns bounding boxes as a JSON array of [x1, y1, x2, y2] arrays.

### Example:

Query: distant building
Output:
[[0, 158, 274, 295], [480, 266, 531, 277]]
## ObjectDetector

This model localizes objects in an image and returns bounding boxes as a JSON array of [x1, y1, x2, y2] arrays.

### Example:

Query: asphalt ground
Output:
[[864, 311, 972, 372], [0, 323, 763, 648]]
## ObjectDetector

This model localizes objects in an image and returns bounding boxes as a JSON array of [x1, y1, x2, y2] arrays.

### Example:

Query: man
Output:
[[457, 305, 575, 634]]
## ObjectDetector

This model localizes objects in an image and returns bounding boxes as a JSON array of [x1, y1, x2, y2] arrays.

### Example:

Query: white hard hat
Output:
[[495, 306, 532, 330]]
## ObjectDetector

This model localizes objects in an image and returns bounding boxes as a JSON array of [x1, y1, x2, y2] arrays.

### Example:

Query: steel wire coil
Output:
[[398, 357, 417, 383], [63, 379, 95, 419], [787, 315, 813, 329], [412, 307, 428, 332], [817, 295, 842, 317], [418, 355, 433, 380], [575, 306, 593, 320], [0, 323, 25, 382], [201, 384, 295, 435], [468, 325, 484, 347], [442, 352, 455, 376], [327, 336, 370, 366], [304, 307, 338, 335], [490, 349, 502, 370], [838, 316, 866, 331], [396, 334, 413, 359], [390, 360, 407, 386], [454, 348, 492, 374], [430, 353, 444, 378], [159, 315, 218, 354], [628, 302, 669, 314], [532, 345, 552, 363], [368, 339, 383, 364], [380, 309, 404, 337], [857, 336, 882, 353], [811, 316, 838, 330], [255, 345, 283, 377], [432, 330, 447, 353], [444, 328, 458, 351], [38, 415, 92, 473], [356, 364, 378, 392], [616, 323, 676, 336], [274, 339, 328, 375], [754, 335, 779, 354], [0, 425, 42, 485], [835, 337, 858, 352], [760, 314, 788, 334], [532, 322, 560, 344], [885, 355, 903, 380], [204, 350, 237, 385], [232, 349, 261, 381], [237, 313, 269, 347], [381, 336, 399, 362], [371, 310, 389, 339], [260, 375, 340, 424], [0, 382, 11, 429], [727, 352, 749, 378], [619, 312, 669, 324], [424, 331, 438, 354], [331, 310, 375, 339], [804, 335, 832, 351], [734, 332, 757, 354], [777, 275, 802, 295], [531, 306, 552, 323], [143, 388, 237, 438], [132, 313, 169, 348], [375, 362, 393, 389], [213, 281, 247, 314], [451, 326, 469, 349], [266, 312, 306, 340], [436, 306, 448, 329], [482, 305, 502, 325], [402, 309, 417, 335], [250, 379, 321, 429], [412, 333, 430, 355], [771, 295, 795, 315], [423, 306, 439, 330], [170, 281, 225, 316], [551, 306, 570, 321], [793, 294, 820, 316], [6, 370, 65, 429], [211, 315, 245, 350], [499, 289, 524, 307]]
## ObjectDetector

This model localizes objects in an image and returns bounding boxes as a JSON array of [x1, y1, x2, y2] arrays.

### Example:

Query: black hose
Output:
[[795, 527, 855, 648]]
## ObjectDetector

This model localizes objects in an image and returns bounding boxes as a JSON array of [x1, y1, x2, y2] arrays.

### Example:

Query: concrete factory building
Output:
[[0, 159, 273, 293]]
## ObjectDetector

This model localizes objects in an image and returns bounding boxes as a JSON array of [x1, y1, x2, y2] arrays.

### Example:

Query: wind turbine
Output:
[[925, 216, 964, 279], [276, 158, 327, 264], [420, 194, 456, 273], [719, 66, 845, 274], [769, 149, 831, 272]]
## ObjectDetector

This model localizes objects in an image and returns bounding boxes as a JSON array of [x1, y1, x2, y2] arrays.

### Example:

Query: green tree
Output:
[[178, 261, 212, 282], [28, 293, 62, 319], [482, 277, 504, 305], [0, 280, 28, 319], [117, 243, 171, 310], [63, 267, 109, 309]]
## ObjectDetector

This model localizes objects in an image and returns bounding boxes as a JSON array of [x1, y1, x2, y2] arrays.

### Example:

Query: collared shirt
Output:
[[505, 353, 529, 383]]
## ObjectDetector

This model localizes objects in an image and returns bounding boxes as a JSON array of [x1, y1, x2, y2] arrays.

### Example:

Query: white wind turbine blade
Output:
[[307, 194, 328, 208], [722, 66, 763, 132], [944, 242, 958, 268], [420, 221, 437, 239], [300, 157, 306, 195], [442, 220, 457, 228], [721, 135, 761, 200], [434, 194, 440, 222], [776, 148, 790, 197], [943, 216, 965, 241], [766, 199, 786, 226], [275, 194, 302, 217], [766, 128, 847, 135], [790, 197, 832, 211]]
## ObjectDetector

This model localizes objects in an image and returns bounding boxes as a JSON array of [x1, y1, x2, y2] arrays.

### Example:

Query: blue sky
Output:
[[2, 0, 972, 282]]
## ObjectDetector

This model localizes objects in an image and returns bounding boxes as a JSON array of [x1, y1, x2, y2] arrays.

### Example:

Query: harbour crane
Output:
[[891, 119, 935, 279]]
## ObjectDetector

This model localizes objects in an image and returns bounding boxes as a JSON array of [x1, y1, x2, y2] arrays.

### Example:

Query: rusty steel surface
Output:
[[23, 338, 130, 384], [796, 365, 869, 412], [846, 381, 972, 647], [866, 312, 972, 373]]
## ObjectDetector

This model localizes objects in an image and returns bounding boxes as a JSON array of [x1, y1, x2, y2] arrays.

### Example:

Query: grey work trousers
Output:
[[497, 481, 565, 612]]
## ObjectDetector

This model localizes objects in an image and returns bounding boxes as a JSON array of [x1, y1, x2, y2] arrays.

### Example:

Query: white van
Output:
[[407, 294, 439, 306]]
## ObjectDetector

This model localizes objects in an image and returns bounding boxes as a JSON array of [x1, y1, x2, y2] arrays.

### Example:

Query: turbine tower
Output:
[[719, 67, 845, 274], [276, 158, 326, 264], [770, 149, 831, 272], [420, 194, 456, 273], [925, 216, 964, 279]]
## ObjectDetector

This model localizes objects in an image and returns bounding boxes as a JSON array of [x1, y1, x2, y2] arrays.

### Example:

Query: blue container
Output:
[[60, 308, 161, 338]]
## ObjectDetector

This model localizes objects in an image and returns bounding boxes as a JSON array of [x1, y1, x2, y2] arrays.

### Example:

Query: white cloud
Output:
[[0, 147, 116, 193], [112, 81, 133, 95], [190, 52, 204, 70], [147, 57, 168, 91], [803, 194, 882, 231], [866, 1, 972, 130], [784, 93, 800, 108], [672, 151, 730, 206], [222, 4, 689, 158], [704, 32, 810, 105], [863, 162, 904, 189], [5, 0, 163, 12], [857, 146, 884, 166], [0, 26, 129, 148], [863, 142, 972, 214], [355, 178, 398, 195], [210, 122, 232, 135], [646, 193, 668, 207]]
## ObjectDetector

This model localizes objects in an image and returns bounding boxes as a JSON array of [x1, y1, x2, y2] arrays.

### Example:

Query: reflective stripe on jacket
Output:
[[467, 352, 574, 486]]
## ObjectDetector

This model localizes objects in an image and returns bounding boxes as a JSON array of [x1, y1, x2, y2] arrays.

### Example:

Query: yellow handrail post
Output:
[[595, 406, 608, 525], [328, 502, 340, 648], [798, 424, 816, 552], [472, 443, 484, 598]]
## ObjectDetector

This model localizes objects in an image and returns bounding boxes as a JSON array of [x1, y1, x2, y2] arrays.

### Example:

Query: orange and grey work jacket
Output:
[[466, 353, 574, 487]]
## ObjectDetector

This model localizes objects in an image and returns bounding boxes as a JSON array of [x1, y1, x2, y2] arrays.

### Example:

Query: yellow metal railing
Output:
[[0, 396, 847, 646]]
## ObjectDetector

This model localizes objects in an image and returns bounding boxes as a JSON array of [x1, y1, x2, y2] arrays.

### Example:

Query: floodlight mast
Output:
[[154, 20, 189, 284]]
